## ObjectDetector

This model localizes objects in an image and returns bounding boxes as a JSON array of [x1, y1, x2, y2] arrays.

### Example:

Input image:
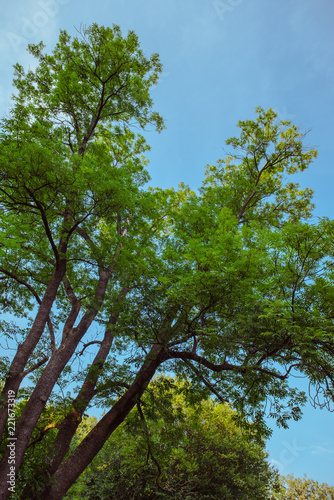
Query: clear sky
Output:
[[1, 0, 334, 486]]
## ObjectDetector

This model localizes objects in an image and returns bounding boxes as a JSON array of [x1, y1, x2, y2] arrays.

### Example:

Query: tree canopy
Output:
[[274, 474, 334, 499], [1, 22, 334, 499]]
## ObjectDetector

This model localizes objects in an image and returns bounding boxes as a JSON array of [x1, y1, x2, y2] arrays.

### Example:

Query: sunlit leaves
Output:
[[203, 107, 317, 226], [68, 377, 278, 499]]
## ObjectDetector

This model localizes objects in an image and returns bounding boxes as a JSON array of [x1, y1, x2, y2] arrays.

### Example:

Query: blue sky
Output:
[[1, 0, 334, 486]]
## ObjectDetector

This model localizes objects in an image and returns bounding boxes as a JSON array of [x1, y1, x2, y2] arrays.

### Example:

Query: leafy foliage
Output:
[[66, 377, 279, 500], [273, 474, 334, 499], [0, 23, 334, 499]]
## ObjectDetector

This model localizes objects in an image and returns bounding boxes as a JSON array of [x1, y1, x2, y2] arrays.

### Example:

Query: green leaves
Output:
[[67, 377, 278, 500], [19, 24, 164, 149], [204, 107, 317, 226], [0, 24, 165, 332], [274, 474, 334, 499], [1, 33, 334, 497]]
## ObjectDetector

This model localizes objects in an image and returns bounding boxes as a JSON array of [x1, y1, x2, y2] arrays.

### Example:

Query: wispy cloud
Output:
[[311, 445, 334, 455]]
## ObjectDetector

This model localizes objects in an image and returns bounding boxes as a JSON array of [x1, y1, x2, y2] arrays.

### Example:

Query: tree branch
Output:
[[0, 268, 56, 353], [136, 401, 174, 494], [182, 359, 229, 403], [79, 340, 102, 356], [61, 276, 81, 341], [20, 355, 49, 380], [166, 349, 287, 380], [26, 189, 59, 264], [27, 422, 58, 449]]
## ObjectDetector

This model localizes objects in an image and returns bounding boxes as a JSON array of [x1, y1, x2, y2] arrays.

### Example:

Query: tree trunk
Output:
[[21, 319, 116, 500], [40, 344, 165, 500], [0, 262, 66, 438], [0, 270, 110, 499]]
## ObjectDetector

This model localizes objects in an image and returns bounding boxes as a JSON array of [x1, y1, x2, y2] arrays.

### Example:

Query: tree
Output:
[[273, 474, 334, 499], [1, 23, 334, 499], [65, 376, 279, 500]]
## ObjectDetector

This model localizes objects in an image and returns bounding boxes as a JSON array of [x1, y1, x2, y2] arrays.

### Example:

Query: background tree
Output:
[[1, 23, 334, 499], [65, 377, 279, 500], [273, 474, 334, 499]]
